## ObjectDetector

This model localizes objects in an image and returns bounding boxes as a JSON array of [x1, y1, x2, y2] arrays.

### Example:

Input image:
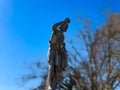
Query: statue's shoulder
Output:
[[53, 29, 59, 34]]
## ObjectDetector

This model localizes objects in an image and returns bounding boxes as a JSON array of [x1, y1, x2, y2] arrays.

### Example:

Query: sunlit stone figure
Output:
[[46, 18, 70, 90]]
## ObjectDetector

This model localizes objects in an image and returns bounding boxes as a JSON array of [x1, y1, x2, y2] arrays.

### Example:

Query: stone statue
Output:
[[46, 18, 70, 90]]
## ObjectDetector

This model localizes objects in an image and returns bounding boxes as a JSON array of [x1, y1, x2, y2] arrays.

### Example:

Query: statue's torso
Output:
[[50, 30, 64, 49]]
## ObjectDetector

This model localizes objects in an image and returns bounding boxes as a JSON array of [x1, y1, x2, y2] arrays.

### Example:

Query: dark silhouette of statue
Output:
[[46, 18, 70, 90]]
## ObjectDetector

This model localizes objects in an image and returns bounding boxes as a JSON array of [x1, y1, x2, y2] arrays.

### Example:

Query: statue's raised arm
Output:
[[52, 18, 70, 32]]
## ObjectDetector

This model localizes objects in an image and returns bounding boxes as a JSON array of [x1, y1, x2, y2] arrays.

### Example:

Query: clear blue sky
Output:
[[0, 0, 120, 90]]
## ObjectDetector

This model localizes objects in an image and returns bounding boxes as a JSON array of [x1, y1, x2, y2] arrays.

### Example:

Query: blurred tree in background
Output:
[[21, 13, 120, 90]]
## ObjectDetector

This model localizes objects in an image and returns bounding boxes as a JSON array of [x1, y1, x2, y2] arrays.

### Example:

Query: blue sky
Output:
[[0, 0, 120, 90]]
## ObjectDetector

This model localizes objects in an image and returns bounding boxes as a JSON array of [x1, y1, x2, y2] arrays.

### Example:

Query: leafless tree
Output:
[[64, 13, 120, 90], [21, 13, 120, 90]]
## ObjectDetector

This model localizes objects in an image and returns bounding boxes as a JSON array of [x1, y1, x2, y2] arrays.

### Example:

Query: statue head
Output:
[[60, 23, 68, 32], [60, 18, 70, 32], [64, 18, 70, 23]]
